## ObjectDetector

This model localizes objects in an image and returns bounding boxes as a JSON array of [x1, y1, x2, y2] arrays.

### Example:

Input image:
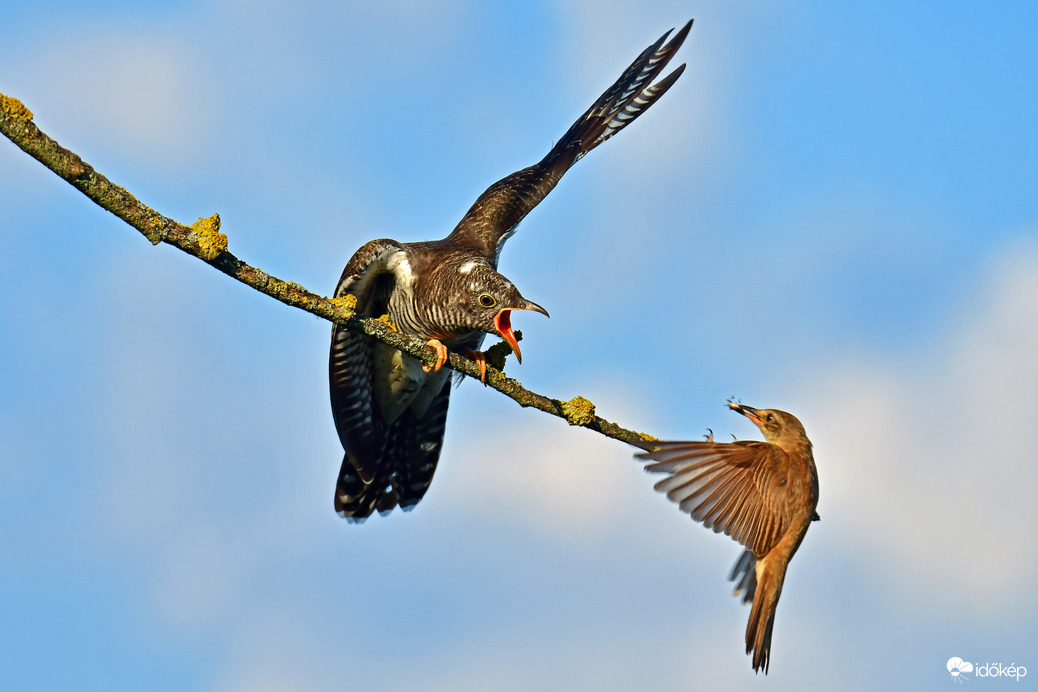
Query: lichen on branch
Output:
[[190, 214, 228, 260]]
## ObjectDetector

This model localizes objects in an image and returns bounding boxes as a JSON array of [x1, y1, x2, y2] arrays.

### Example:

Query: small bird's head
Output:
[[453, 260, 549, 363], [728, 401, 810, 452]]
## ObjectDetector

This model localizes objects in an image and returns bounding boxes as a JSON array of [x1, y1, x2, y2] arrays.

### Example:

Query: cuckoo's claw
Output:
[[462, 349, 488, 383], [422, 339, 449, 373]]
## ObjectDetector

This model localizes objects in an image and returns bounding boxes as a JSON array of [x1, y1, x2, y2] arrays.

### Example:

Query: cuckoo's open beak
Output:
[[494, 301, 549, 365]]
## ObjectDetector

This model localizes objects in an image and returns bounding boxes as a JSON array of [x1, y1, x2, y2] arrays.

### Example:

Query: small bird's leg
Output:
[[422, 339, 449, 373], [462, 349, 488, 383]]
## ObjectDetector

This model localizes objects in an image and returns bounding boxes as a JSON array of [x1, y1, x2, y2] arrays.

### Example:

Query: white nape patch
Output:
[[458, 259, 478, 275]]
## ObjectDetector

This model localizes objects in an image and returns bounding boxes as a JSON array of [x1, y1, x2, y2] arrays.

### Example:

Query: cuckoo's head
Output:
[[446, 259, 548, 363]]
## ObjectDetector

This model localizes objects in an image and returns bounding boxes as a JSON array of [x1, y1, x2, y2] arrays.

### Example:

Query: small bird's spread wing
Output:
[[635, 440, 793, 558], [446, 20, 692, 265]]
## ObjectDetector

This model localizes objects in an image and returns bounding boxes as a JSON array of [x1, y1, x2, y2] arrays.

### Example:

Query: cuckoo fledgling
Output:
[[634, 402, 820, 674], [331, 20, 694, 522]]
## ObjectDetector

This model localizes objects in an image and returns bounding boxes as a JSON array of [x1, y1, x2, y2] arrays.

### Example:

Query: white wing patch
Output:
[[338, 245, 415, 305], [385, 251, 415, 283], [382, 251, 417, 307]]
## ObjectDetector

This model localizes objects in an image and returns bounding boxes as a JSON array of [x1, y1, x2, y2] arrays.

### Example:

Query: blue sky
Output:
[[2, 1, 1037, 689]]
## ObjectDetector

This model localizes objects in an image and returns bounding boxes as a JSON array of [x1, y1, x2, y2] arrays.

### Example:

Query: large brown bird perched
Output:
[[330, 20, 694, 522], [634, 402, 820, 674]]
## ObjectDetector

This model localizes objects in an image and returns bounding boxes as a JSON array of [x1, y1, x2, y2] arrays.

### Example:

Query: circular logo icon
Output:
[[948, 657, 974, 679]]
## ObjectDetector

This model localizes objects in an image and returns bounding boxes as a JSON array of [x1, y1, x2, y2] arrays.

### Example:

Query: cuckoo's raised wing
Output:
[[446, 20, 692, 266]]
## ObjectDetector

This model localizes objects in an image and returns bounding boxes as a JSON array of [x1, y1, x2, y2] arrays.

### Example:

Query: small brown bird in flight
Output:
[[634, 402, 819, 674]]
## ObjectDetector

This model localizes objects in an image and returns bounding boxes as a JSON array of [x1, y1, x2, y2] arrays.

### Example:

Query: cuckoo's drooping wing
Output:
[[635, 440, 796, 559], [329, 239, 406, 480], [333, 378, 451, 522], [446, 19, 693, 266], [328, 238, 453, 521]]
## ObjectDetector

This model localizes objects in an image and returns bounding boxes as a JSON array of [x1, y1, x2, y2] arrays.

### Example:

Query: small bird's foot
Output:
[[422, 339, 449, 372], [462, 349, 488, 383]]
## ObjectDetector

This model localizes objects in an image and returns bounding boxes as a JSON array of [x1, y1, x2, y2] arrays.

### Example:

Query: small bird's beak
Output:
[[729, 402, 763, 427], [494, 301, 549, 365]]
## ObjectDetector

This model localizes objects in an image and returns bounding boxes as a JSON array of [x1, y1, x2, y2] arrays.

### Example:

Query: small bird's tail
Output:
[[738, 554, 787, 675], [728, 549, 757, 605]]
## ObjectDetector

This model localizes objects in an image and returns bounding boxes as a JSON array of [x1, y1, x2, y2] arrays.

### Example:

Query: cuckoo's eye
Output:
[[478, 293, 497, 308]]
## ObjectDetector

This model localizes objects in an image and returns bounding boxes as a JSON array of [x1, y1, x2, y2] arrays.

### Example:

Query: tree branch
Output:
[[0, 91, 654, 446]]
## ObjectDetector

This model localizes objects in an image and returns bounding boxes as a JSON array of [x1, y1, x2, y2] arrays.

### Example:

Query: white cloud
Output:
[[436, 391, 663, 542], [19, 29, 217, 165], [804, 238, 1038, 616]]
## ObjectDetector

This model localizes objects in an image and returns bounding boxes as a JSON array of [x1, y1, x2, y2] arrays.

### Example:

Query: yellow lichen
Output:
[[375, 314, 397, 331], [329, 294, 357, 320], [0, 93, 33, 122], [561, 396, 596, 426], [266, 276, 289, 298], [637, 433, 659, 443], [190, 213, 228, 260], [265, 276, 314, 309]]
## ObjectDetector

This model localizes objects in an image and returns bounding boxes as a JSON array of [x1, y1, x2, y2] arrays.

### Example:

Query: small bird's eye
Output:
[[478, 293, 497, 308], [766, 414, 775, 423]]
